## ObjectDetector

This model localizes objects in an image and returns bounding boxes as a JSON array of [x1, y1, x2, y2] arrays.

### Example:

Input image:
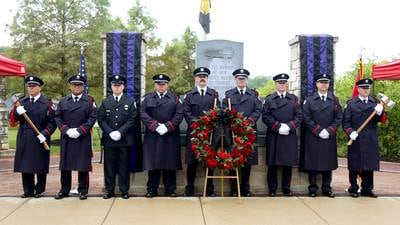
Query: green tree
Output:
[[6, 0, 115, 102], [146, 27, 198, 94]]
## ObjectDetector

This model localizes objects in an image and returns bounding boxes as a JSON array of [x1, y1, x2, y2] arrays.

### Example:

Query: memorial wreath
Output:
[[190, 108, 256, 171]]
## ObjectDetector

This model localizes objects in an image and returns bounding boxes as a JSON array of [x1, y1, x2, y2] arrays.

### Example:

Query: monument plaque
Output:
[[196, 40, 243, 100]]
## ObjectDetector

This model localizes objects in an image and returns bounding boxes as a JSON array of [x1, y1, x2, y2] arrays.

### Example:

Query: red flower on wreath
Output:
[[190, 108, 256, 171]]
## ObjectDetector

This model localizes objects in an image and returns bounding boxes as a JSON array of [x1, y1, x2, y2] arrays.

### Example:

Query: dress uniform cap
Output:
[[68, 74, 87, 84], [232, 68, 250, 78], [109, 75, 126, 85], [273, 73, 290, 82], [193, 67, 210, 76], [152, 74, 171, 83], [25, 75, 44, 86], [356, 78, 373, 87], [314, 73, 331, 82]]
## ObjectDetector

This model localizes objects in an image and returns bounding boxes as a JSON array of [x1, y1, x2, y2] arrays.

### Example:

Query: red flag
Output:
[[351, 57, 363, 97]]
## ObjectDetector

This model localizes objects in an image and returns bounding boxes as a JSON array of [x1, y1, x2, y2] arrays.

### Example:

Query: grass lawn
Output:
[[8, 126, 102, 155]]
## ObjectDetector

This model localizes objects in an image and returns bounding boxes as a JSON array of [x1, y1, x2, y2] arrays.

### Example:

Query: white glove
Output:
[[37, 133, 46, 143], [156, 123, 168, 135], [349, 131, 358, 141], [66, 129, 74, 138], [109, 131, 122, 141], [319, 129, 330, 139], [278, 123, 290, 135], [67, 128, 80, 139], [374, 104, 383, 116], [16, 106, 26, 115]]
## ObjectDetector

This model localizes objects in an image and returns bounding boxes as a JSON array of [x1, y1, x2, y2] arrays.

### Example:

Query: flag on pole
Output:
[[351, 56, 363, 97], [199, 0, 211, 34], [79, 46, 88, 94]]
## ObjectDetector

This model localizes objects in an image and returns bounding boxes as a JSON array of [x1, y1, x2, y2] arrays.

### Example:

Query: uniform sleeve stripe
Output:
[[44, 129, 51, 136], [80, 125, 87, 134], [271, 121, 279, 130], [148, 121, 158, 130], [289, 121, 297, 129], [167, 121, 175, 131], [312, 124, 320, 134]]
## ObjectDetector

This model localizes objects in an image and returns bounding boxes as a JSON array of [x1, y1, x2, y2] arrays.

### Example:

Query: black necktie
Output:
[[321, 96, 325, 101], [200, 89, 205, 97], [280, 94, 284, 99], [30, 97, 35, 103], [240, 89, 244, 95], [115, 96, 119, 102], [74, 96, 79, 102], [160, 93, 164, 99]]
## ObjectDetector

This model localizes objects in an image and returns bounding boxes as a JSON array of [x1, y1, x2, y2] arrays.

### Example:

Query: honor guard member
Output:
[[302, 73, 342, 198], [98, 75, 137, 199], [12, 76, 56, 198], [262, 73, 302, 196], [140, 74, 184, 197], [183, 67, 220, 197], [54, 75, 98, 200], [343, 78, 385, 198], [222, 68, 262, 197]]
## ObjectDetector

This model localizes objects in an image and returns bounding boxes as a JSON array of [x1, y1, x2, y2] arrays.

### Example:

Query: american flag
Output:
[[79, 46, 88, 94]]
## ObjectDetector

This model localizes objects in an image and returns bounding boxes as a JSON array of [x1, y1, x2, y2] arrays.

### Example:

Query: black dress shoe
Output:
[[54, 192, 69, 200], [206, 190, 216, 197], [145, 192, 157, 198], [242, 191, 252, 197], [184, 190, 194, 197], [168, 192, 177, 197], [121, 193, 129, 199], [21, 193, 34, 198], [283, 191, 294, 197], [34, 193, 43, 198], [79, 193, 87, 200], [323, 191, 335, 198], [361, 191, 378, 198], [103, 192, 115, 199], [268, 192, 276, 197], [309, 192, 317, 197], [230, 191, 238, 197], [349, 192, 359, 198]]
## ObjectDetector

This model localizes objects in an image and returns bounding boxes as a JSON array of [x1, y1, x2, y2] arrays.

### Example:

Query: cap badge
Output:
[[29, 77, 33, 80]]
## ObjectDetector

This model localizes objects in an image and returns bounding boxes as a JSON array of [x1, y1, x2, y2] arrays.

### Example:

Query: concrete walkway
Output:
[[1, 196, 400, 225]]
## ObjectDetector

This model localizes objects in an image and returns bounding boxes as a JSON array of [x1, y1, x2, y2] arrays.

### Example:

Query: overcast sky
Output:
[[1, 0, 400, 76]]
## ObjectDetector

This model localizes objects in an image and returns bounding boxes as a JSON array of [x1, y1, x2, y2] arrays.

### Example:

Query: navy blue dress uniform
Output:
[[302, 73, 343, 197], [183, 67, 220, 196], [97, 75, 137, 199], [222, 68, 262, 196], [140, 74, 184, 197], [54, 75, 98, 199], [12, 76, 56, 198], [342, 78, 385, 197], [262, 73, 302, 196]]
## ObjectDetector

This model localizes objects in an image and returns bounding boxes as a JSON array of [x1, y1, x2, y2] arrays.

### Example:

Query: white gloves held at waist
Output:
[[156, 123, 168, 135], [319, 129, 330, 139], [109, 131, 122, 141], [278, 123, 290, 135], [66, 128, 80, 139]]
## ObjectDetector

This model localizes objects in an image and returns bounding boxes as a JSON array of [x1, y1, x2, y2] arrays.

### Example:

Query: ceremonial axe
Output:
[[5, 93, 50, 151], [347, 93, 396, 146]]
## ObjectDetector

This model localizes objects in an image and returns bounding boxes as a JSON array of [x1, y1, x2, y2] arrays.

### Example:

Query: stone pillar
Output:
[[0, 77, 10, 151]]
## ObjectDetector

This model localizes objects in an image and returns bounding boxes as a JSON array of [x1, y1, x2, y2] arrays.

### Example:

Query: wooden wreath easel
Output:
[[202, 98, 241, 203]]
